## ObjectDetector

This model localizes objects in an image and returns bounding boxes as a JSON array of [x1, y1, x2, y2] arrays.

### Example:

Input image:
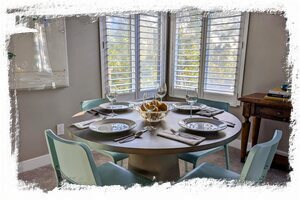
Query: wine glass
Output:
[[142, 92, 155, 113], [185, 89, 198, 118], [142, 92, 156, 131], [105, 86, 118, 117], [156, 83, 167, 102]]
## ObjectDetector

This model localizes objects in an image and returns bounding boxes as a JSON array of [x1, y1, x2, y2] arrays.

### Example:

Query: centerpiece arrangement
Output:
[[137, 83, 169, 122], [138, 99, 168, 122]]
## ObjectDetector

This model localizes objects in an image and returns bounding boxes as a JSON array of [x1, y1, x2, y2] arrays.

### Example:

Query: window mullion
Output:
[[135, 14, 140, 99], [99, 16, 108, 98], [199, 12, 208, 98], [158, 14, 162, 85]]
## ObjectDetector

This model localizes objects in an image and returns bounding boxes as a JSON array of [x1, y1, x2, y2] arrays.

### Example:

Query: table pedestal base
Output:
[[128, 154, 179, 182]]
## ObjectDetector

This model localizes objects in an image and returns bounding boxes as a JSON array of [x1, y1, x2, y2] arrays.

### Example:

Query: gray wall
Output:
[[14, 13, 289, 162], [16, 17, 101, 161]]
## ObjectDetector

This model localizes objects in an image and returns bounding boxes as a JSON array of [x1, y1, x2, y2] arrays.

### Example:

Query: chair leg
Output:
[[193, 162, 197, 169], [120, 160, 124, 167], [224, 144, 230, 170], [185, 161, 189, 173], [55, 169, 63, 187]]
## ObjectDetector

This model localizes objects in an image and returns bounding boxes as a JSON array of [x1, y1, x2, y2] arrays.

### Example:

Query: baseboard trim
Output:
[[18, 154, 51, 173], [228, 139, 288, 157]]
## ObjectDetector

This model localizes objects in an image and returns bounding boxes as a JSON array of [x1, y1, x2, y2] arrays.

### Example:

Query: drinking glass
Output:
[[185, 89, 198, 118], [156, 83, 167, 102], [142, 92, 155, 113], [142, 92, 156, 131], [105, 86, 118, 117]]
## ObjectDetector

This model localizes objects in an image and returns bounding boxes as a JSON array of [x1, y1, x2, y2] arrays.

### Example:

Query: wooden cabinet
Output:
[[238, 93, 292, 171]]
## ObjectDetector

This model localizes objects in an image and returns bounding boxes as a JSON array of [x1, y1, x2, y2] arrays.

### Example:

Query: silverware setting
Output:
[[170, 129, 199, 140], [211, 116, 235, 127], [79, 116, 107, 127], [114, 128, 148, 143], [90, 109, 110, 116]]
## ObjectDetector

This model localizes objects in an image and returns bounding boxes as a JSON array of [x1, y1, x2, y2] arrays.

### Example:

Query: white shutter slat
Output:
[[174, 9, 202, 90], [204, 12, 243, 95], [104, 15, 136, 94], [139, 13, 162, 91]]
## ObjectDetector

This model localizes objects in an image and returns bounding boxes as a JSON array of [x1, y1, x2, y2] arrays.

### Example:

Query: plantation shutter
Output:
[[139, 13, 162, 92], [173, 9, 202, 90], [100, 13, 166, 100], [102, 15, 136, 94], [170, 10, 248, 105], [204, 12, 243, 95]]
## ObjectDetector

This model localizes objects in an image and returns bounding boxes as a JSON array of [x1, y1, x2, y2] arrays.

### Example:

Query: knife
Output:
[[170, 129, 200, 140]]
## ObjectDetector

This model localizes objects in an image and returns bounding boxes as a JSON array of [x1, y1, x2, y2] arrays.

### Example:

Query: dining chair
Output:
[[80, 98, 109, 112], [80, 98, 129, 166], [45, 129, 152, 187], [178, 98, 230, 172], [178, 130, 282, 183]]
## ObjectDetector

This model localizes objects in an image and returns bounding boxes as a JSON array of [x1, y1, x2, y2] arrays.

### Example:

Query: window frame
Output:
[[168, 12, 249, 106], [99, 13, 167, 101]]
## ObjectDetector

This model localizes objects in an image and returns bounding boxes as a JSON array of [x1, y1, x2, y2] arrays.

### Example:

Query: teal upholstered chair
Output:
[[80, 98, 109, 112], [80, 98, 128, 166], [45, 129, 152, 187], [178, 130, 282, 183], [178, 99, 230, 172]]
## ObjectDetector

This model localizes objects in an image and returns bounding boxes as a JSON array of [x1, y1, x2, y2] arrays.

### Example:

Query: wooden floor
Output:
[[18, 147, 290, 191]]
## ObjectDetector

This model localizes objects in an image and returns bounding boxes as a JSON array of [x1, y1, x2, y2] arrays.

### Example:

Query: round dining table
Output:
[[67, 102, 242, 182]]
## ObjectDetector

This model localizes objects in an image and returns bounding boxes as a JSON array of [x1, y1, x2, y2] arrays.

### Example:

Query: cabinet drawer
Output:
[[255, 106, 290, 121]]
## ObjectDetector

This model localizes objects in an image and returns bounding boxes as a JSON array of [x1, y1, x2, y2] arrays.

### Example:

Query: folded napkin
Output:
[[158, 131, 206, 146], [196, 106, 224, 117], [72, 118, 103, 129]]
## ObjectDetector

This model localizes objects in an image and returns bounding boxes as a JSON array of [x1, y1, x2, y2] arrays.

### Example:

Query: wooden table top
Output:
[[238, 93, 292, 109], [67, 103, 242, 155]]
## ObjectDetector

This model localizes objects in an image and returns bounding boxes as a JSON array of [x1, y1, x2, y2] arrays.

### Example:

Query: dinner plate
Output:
[[179, 118, 227, 132], [89, 118, 136, 134], [173, 102, 207, 111], [99, 102, 134, 111]]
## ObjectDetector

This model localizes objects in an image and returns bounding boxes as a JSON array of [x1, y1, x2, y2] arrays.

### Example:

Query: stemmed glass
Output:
[[185, 89, 198, 118], [105, 86, 118, 117], [142, 92, 156, 131], [156, 83, 167, 102], [143, 92, 155, 113]]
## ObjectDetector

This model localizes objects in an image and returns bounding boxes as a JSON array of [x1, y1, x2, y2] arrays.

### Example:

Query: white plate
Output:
[[173, 102, 207, 111], [179, 118, 227, 132], [99, 102, 134, 111], [89, 118, 136, 134]]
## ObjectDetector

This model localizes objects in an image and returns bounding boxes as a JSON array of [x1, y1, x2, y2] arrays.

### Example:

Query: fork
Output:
[[211, 116, 235, 127], [119, 130, 147, 143], [114, 128, 148, 142]]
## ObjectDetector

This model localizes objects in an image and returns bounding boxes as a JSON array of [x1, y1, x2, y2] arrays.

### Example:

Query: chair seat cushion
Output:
[[95, 150, 128, 162], [97, 162, 153, 186], [178, 162, 240, 182], [178, 146, 225, 165]]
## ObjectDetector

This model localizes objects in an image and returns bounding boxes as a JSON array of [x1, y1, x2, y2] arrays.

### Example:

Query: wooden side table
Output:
[[238, 93, 292, 170]]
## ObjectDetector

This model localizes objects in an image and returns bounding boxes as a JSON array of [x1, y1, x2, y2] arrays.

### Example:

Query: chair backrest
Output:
[[196, 98, 229, 111], [240, 130, 282, 183], [80, 98, 109, 111], [45, 129, 102, 186]]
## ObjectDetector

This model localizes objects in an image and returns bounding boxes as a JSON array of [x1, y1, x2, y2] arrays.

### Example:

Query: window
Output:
[[169, 10, 249, 106], [100, 13, 167, 100]]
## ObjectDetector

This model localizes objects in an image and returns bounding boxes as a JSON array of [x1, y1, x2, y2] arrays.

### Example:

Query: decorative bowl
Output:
[[136, 101, 169, 122]]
